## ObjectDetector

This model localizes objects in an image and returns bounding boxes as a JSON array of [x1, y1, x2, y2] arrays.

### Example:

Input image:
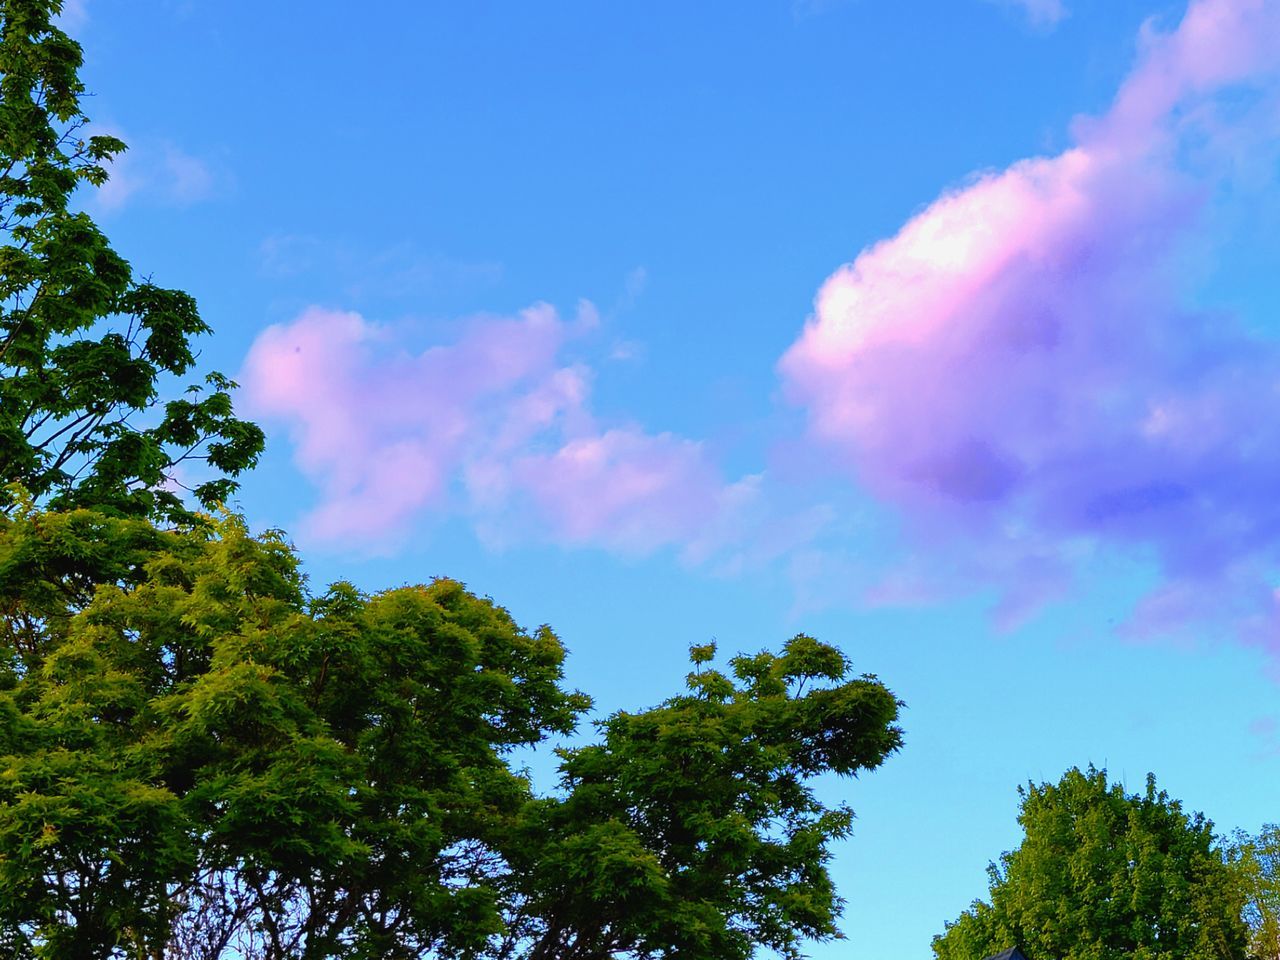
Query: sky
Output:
[[75, 0, 1279, 956]]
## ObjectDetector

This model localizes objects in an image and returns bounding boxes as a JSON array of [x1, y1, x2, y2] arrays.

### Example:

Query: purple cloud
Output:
[[242, 304, 745, 553], [780, 0, 1280, 647]]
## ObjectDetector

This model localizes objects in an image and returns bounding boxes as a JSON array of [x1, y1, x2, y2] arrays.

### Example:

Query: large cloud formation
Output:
[[242, 303, 741, 552], [781, 0, 1280, 644]]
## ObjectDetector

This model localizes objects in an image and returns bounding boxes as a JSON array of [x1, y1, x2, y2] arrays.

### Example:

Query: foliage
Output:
[[0, 504, 588, 957], [0, 0, 263, 522], [932, 766, 1250, 960], [0, 506, 902, 958], [1227, 825, 1280, 960], [501, 635, 903, 960]]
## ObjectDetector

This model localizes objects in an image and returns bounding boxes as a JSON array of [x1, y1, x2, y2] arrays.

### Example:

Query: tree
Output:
[[932, 766, 1249, 960], [1227, 825, 1280, 960], [0, 504, 590, 958], [500, 637, 904, 960], [0, 504, 903, 959], [0, 0, 263, 523]]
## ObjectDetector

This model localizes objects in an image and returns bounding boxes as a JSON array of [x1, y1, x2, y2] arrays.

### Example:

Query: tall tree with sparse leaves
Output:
[[0, 0, 262, 523], [933, 766, 1249, 960]]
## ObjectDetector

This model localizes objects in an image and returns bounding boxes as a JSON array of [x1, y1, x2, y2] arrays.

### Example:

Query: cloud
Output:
[[242, 303, 745, 553], [160, 145, 215, 203], [1249, 715, 1280, 759], [985, 0, 1067, 27], [257, 233, 503, 297], [93, 131, 218, 213], [780, 0, 1280, 648], [56, 0, 88, 29]]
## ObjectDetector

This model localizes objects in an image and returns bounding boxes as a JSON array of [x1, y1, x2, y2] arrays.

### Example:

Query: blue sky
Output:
[[77, 1, 1278, 956]]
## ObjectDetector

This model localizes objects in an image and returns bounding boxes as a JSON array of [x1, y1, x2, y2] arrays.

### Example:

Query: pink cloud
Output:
[[514, 429, 722, 552], [780, 0, 1280, 648], [241, 303, 737, 552]]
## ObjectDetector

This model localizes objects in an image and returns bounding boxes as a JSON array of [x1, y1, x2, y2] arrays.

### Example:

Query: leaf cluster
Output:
[[0, 0, 262, 523], [0, 506, 591, 958], [933, 766, 1250, 960], [503, 635, 903, 960], [1226, 825, 1280, 960]]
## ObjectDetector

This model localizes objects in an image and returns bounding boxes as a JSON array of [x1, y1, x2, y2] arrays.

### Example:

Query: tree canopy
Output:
[[0, 504, 902, 958], [0, 0, 262, 523], [505, 637, 903, 960], [0, 504, 587, 957], [1228, 825, 1280, 960], [932, 766, 1250, 960]]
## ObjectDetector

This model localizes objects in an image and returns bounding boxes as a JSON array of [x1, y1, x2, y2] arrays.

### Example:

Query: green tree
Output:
[[1227, 825, 1280, 960], [502, 637, 903, 960], [0, 504, 590, 958], [0, 505, 903, 959], [0, 0, 263, 522], [933, 766, 1249, 960]]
